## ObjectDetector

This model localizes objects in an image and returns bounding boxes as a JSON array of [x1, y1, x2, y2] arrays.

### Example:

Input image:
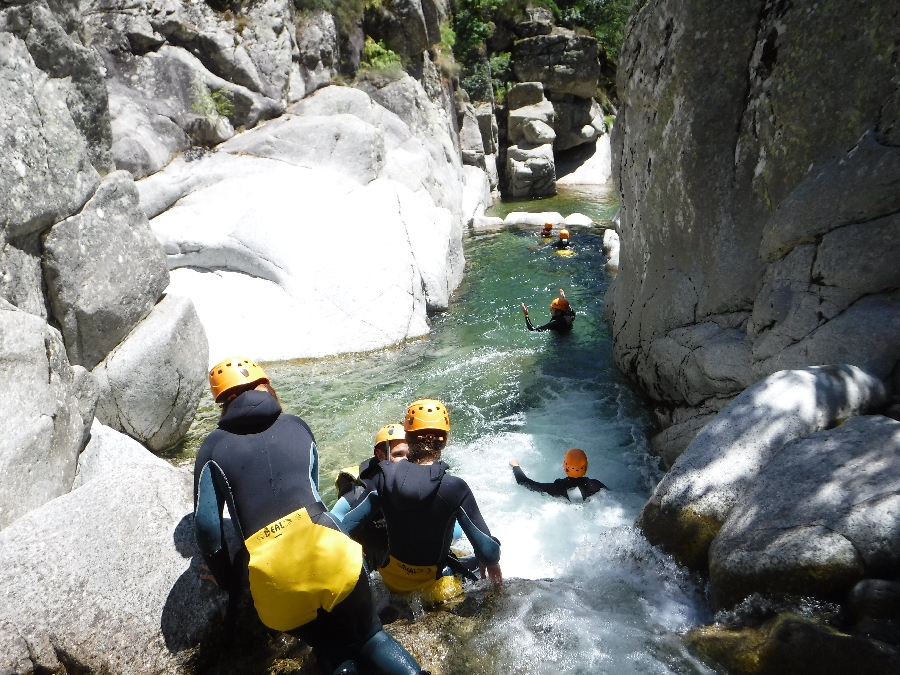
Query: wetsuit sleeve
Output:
[[525, 314, 537, 331], [456, 487, 501, 566], [330, 495, 352, 522], [341, 490, 381, 537], [453, 520, 463, 540], [194, 459, 233, 589], [583, 477, 608, 498], [512, 465, 569, 497]]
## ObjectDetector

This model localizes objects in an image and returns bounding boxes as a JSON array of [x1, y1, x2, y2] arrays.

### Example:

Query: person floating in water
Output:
[[193, 358, 424, 675], [342, 399, 502, 605], [554, 228, 570, 248], [509, 449, 607, 502], [541, 221, 553, 238], [331, 424, 408, 571], [521, 288, 576, 332]]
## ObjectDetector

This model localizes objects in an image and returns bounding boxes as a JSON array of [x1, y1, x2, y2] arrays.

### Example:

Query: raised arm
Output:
[[510, 463, 569, 498]]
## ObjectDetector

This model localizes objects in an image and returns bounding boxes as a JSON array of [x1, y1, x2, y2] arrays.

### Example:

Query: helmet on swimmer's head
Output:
[[375, 423, 405, 448], [404, 398, 450, 443], [208, 356, 269, 404], [559, 228, 570, 240], [563, 448, 588, 478], [541, 222, 553, 233], [550, 296, 570, 312]]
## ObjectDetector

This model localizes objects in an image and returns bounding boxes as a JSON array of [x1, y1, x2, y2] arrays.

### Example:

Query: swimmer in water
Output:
[[521, 288, 576, 332], [509, 449, 607, 502]]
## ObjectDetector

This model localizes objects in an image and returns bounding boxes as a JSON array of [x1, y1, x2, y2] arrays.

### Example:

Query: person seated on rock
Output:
[[341, 399, 502, 605], [509, 449, 607, 502], [330, 423, 409, 571], [554, 228, 571, 248], [332, 423, 465, 573], [521, 288, 576, 332], [193, 357, 425, 675]]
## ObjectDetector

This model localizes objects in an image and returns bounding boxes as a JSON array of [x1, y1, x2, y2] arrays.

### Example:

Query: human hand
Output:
[[521, 302, 528, 316], [480, 563, 503, 585], [509, 459, 519, 467], [199, 563, 218, 587], [559, 288, 566, 299]]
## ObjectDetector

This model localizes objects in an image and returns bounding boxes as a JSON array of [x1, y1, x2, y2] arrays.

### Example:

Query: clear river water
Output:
[[174, 184, 716, 674]]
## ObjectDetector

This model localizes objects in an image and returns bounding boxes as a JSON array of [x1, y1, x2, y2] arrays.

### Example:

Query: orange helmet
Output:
[[563, 448, 587, 478], [559, 229, 570, 240], [404, 399, 450, 437], [542, 222, 553, 232], [375, 423, 405, 448], [208, 356, 269, 403], [550, 296, 570, 311]]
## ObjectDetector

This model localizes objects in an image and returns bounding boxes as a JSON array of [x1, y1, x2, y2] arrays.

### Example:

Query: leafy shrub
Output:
[[359, 37, 404, 79]]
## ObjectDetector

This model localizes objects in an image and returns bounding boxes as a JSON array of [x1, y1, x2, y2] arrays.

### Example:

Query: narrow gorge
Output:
[[1, 1, 898, 674]]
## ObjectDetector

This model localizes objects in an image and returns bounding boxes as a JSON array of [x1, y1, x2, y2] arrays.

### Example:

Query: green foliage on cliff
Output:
[[360, 36, 403, 76], [555, 0, 634, 61], [192, 87, 234, 120]]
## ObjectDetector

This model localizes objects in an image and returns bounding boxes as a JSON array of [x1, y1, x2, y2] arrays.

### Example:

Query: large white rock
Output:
[[506, 142, 557, 199], [139, 84, 469, 363], [556, 134, 612, 185], [504, 211, 565, 226], [73, 419, 171, 489], [637, 365, 889, 570], [461, 165, 493, 227], [93, 294, 209, 452], [0, 462, 227, 673], [0, 301, 96, 530], [710, 416, 900, 605], [602, 227, 620, 272]]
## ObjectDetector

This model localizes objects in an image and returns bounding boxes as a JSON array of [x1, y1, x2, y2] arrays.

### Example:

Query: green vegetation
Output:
[[192, 87, 234, 120], [449, 0, 635, 102], [359, 37, 404, 78]]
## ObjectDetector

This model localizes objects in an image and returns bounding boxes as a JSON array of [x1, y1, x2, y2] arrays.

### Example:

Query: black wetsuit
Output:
[[336, 457, 391, 571], [193, 390, 420, 675], [343, 460, 500, 592], [525, 309, 576, 332], [512, 465, 607, 501]]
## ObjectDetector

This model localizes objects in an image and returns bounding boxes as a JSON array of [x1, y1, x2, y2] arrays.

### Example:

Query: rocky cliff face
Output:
[[609, 0, 900, 436]]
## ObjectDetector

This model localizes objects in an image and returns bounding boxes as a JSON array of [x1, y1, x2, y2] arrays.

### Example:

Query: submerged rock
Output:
[[709, 416, 900, 606], [638, 365, 887, 571]]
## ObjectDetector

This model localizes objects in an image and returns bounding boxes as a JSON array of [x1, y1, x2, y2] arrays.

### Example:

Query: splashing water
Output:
[[174, 185, 715, 673]]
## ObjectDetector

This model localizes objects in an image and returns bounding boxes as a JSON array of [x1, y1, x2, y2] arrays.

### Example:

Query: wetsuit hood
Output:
[[380, 460, 447, 510], [218, 389, 282, 434]]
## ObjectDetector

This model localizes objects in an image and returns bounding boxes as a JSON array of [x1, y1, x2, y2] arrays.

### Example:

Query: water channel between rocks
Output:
[[173, 184, 715, 674]]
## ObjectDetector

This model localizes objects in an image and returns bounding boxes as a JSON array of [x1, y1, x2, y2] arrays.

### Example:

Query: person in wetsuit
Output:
[[554, 228, 571, 249], [331, 424, 409, 571], [509, 448, 607, 502], [342, 399, 502, 604], [521, 288, 576, 332], [193, 357, 424, 675]]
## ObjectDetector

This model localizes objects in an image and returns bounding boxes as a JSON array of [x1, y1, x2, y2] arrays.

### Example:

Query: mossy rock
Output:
[[685, 613, 900, 675], [637, 502, 722, 572]]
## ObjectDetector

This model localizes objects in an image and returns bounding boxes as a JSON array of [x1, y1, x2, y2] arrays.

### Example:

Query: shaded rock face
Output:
[[364, 0, 445, 58], [638, 365, 887, 571], [0, 301, 96, 530], [709, 416, 900, 606], [609, 0, 900, 412]]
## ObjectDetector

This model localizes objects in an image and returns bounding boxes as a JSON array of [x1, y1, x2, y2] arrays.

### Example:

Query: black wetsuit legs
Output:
[[289, 568, 420, 675]]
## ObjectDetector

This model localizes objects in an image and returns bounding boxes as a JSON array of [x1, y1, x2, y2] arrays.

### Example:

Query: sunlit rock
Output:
[[638, 365, 888, 570], [709, 416, 900, 606]]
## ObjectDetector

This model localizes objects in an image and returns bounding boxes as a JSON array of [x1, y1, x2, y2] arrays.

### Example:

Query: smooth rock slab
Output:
[[73, 418, 171, 489], [0, 462, 226, 674], [0, 301, 96, 530], [638, 365, 888, 571], [43, 170, 169, 370], [709, 415, 900, 605], [93, 294, 208, 452]]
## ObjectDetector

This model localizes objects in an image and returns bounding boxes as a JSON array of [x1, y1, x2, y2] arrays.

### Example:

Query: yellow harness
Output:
[[245, 505, 363, 631], [379, 555, 463, 604]]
